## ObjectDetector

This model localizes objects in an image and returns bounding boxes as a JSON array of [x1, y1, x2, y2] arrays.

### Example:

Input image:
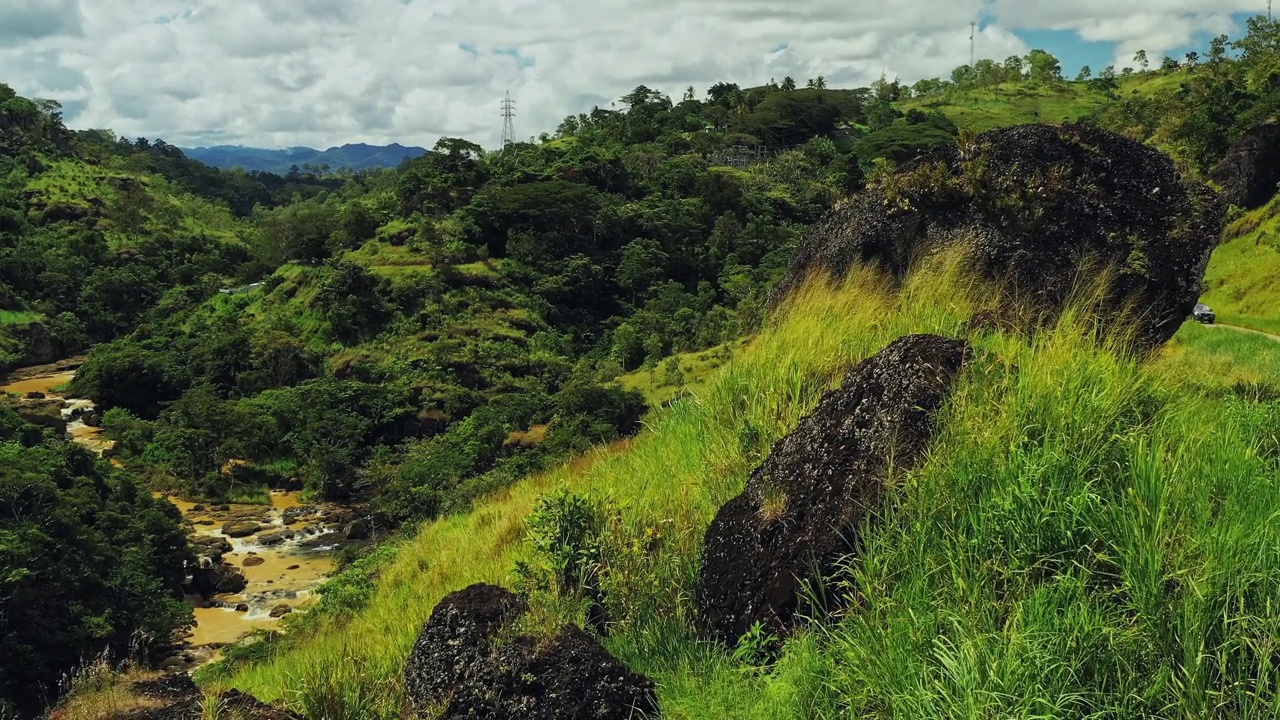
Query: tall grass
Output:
[[219, 253, 1280, 719]]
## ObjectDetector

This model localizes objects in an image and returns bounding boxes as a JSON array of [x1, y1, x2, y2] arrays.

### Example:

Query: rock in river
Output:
[[222, 520, 262, 538]]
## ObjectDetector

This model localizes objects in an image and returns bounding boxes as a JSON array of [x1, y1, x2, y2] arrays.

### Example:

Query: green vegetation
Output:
[[16, 14, 1280, 719], [205, 256, 1280, 718], [1200, 199, 1280, 335], [0, 309, 42, 326], [0, 404, 192, 718]]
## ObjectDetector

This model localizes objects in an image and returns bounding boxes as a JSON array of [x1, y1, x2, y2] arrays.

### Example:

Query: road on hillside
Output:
[[1205, 322, 1280, 342]]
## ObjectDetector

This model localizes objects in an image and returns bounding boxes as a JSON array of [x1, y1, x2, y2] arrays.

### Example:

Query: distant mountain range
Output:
[[181, 143, 428, 174]]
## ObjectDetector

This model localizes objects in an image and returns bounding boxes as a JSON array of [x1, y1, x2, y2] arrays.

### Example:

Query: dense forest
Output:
[[8, 14, 1280, 718]]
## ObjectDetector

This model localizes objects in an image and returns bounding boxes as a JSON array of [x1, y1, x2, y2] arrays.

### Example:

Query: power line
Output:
[[500, 91, 517, 150]]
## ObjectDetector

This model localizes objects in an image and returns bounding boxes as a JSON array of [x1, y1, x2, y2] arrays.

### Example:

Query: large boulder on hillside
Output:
[[773, 124, 1224, 348], [403, 584, 658, 719], [696, 334, 971, 647], [1210, 121, 1280, 210]]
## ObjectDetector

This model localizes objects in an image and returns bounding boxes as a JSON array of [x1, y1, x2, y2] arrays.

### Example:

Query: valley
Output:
[[0, 366, 360, 670], [7, 13, 1280, 720]]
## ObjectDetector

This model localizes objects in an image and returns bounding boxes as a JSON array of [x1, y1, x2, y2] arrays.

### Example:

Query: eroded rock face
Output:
[[696, 334, 971, 646], [773, 124, 1224, 348], [403, 584, 657, 719], [1211, 121, 1280, 210]]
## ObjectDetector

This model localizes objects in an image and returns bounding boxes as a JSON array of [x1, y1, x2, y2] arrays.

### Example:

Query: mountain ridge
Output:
[[181, 142, 428, 173]]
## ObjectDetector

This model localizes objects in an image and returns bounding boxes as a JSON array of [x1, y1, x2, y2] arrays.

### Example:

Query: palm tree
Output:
[[781, 76, 796, 91]]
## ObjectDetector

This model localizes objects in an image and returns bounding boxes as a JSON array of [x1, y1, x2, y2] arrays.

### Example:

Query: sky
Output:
[[0, 0, 1267, 151]]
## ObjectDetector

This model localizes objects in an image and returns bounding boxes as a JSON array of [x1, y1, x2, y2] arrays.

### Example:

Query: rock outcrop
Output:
[[403, 583, 658, 719], [1210, 121, 1280, 210], [696, 334, 971, 647], [773, 124, 1224, 348], [13, 396, 67, 435]]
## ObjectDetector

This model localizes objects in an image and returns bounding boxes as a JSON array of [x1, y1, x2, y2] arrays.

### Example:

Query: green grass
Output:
[[345, 242, 434, 278], [616, 340, 745, 407], [227, 484, 273, 505], [0, 310, 44, 327], [213, 252, 1280, 717], [900, 71, 1185, 133], [1201, 200, 1280, 336]]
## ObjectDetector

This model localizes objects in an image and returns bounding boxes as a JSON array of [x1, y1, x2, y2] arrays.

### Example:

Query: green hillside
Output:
[[898, 72, 1181, 133], [1201, 199, 1280, 335], [195, 255, 1280, 718], [24, 16, 1280, 720]]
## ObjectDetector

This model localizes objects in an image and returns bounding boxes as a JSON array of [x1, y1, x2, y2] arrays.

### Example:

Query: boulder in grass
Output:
[[774, 124, 1224, 348], [403, 583, 658, 719], [696, 334, 971, 647]]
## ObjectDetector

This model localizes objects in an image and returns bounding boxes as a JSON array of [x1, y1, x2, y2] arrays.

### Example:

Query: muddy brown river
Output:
[[2, 366, 342, 652]]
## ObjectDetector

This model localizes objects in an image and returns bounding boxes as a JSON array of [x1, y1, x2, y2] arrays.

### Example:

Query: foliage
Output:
[[0, 405, 192, 716], [216, 253, 1280, 718]]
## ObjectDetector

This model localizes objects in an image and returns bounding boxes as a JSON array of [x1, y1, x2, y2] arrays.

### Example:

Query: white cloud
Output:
[[0, 0, 83, 47], [0, 0, 1258, 149]]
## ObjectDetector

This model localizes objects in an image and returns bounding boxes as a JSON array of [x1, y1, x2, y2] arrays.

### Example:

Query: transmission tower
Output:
[[970, 21, 976, 67], [500, 91, 517, 150]]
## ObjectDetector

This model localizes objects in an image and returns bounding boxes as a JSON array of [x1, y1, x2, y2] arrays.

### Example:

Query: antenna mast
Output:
[[970, 21, 976, 67], [500, 91, 517, 150]]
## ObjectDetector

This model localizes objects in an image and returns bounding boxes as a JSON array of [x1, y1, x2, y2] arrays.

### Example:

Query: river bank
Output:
[[1, 362, 359, 669]]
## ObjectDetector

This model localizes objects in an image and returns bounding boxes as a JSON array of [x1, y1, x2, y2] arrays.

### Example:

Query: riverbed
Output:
[[1, 365, 344, 653]]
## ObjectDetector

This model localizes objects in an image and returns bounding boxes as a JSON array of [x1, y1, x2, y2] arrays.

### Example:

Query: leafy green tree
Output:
[[397, 137, 487, 216], [1027, 49, 1064, 83], [1076, 65, 1093, 81], [781, 76, 797, 91], [1134, 49, 1149, 70], [1003, 55, 1025, 79], [616, 239, 669, 301], [1088, 66, 1121, 99], [0, 407, 192, 715]]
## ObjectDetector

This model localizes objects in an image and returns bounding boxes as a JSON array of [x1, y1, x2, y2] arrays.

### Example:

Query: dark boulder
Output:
[[404, 583, 657, 719], [189, 563, 248, 596], [243, 556, 266, 567], [269, 604, 293, 618], [696, 334, 971, 646], [1210, 121, 1280, 210], [343, 519, 370, 541], [774, 124, 1224, 348]]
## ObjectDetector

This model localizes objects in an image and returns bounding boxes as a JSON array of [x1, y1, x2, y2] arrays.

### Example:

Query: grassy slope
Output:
[[900, 71, 1182, 132], [1201, 198, 1280, 336], [215, 250, 1280, 717]]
